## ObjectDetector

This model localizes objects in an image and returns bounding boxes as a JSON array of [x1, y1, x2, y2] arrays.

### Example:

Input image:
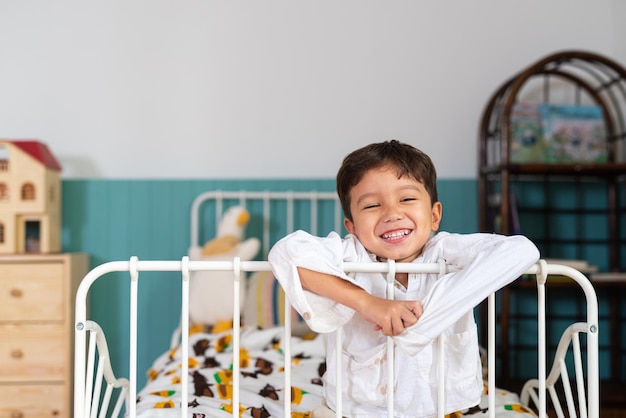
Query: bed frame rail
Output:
[[189, 190, 343, 257], [74, 259, 599, 418], [521, 322, 593, 418], [80, 320, 129, 418]]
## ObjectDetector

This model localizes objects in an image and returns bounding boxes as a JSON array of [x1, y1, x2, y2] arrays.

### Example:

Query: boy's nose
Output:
[[383, 206, 403, 221]]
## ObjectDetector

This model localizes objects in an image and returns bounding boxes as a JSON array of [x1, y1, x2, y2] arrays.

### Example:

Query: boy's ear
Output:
[[431, 202, 443, 231], [344, 218, 355, 234]]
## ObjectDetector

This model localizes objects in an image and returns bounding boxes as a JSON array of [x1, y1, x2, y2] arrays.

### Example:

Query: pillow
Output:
[[243, 270, 312, 337]]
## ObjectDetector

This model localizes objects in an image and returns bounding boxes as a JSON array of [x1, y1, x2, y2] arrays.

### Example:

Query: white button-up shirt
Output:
[[269, 231, 539, 417]]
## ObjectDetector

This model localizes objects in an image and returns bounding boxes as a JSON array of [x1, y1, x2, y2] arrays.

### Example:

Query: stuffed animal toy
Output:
[[201, 206, 252, 256], [188, 206, 260, 326]]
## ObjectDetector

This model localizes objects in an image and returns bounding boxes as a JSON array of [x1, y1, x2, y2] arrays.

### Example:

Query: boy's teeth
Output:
[[382, 230, 409, 239]]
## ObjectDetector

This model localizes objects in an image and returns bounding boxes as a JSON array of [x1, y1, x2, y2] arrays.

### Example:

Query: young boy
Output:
[[268, 140, 539, 417]]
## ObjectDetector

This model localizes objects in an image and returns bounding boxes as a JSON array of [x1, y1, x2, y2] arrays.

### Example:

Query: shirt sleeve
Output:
[[268, 230, 364, 333], [393, 233, 540, 355]]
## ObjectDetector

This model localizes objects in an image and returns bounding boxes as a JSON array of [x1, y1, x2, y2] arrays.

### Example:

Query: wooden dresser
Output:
[[0, 253, 89, 418]]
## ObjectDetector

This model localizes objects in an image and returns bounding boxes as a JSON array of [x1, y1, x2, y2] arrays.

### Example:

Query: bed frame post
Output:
[[181, 256, 191, 418], [128, 257, 139, 418], [74, 293, 88, 418], [385, 260, 396, 418], [487, 292, 496, 418], [233, 256, 242, 416], [536, 260, 548, 418]]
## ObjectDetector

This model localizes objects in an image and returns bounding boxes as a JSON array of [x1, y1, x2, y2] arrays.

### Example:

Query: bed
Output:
[[73, 190, 600, 418]]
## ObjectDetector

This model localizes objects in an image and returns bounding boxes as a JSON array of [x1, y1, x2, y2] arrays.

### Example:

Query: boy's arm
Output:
[[268, 230, 421, 335], [394, 233, 539, 354], [297, 267, 422, 336]]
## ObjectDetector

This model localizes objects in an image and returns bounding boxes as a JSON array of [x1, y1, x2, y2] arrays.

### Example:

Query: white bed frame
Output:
[[74, 191, 600, 418]]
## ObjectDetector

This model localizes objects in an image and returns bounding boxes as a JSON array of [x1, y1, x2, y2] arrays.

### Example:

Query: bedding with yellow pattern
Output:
[[135, 325, 325, 417], [136, 324, 536, 417]]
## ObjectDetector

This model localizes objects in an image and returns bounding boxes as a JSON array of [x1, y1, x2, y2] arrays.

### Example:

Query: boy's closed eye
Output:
[[363, 203, 380, 210]]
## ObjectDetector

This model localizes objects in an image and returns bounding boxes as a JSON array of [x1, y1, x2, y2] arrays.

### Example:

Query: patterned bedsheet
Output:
[[136, 324, 325, 417], [135, 324, 536, 417]]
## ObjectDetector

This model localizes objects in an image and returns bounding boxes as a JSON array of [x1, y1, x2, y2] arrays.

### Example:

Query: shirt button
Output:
[[302, 312, 311, 320]]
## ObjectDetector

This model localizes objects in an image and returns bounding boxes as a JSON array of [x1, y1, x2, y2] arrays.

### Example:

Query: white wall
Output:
[[0, 0, 623, 179]]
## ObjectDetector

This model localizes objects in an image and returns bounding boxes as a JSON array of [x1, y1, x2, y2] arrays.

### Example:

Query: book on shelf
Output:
[[543, 258, 599, 273], [589, 272, 626, 282], [510, 103, 549, 163], [508, 102, 608, 164], [538, 103, 608, 163]]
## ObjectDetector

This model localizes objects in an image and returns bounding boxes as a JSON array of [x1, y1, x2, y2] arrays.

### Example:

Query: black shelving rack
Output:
[[477, 50, 626, 406]]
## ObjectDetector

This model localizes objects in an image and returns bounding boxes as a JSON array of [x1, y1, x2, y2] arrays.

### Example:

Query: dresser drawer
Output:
[[0, 324, 66, 382], [0, 263, 65, 321], [0, 383, 66, 418]]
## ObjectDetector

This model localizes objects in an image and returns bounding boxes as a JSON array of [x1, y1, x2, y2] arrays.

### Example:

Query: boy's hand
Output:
[[357, 297, 423, 336], [295, 267, 423, 336]]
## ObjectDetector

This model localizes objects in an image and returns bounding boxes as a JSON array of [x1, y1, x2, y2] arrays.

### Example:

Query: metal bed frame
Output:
[[73, 191, 600, 418]]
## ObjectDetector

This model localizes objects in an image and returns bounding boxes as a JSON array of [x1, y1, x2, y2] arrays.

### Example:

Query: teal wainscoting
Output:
[[61, 178, 477, 389]]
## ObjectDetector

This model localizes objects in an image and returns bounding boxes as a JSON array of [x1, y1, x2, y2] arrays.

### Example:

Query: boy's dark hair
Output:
[[336, 140, 438, 221]]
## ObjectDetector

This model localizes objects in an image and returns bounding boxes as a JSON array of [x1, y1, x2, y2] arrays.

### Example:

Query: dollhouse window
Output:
[[21, 183, 35, 201], [0, 183, 7, 200], [0, 146, 8, 171]]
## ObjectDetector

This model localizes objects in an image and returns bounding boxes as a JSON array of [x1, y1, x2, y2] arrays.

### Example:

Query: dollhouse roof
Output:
[[5, 140, 62, 171]]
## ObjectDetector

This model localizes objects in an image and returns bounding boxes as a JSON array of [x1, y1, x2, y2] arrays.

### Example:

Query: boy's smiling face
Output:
[[344, 164, 442, 263]]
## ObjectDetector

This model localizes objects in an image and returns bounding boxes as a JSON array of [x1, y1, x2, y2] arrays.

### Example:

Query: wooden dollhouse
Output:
[[0, 139, 62, 253]]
